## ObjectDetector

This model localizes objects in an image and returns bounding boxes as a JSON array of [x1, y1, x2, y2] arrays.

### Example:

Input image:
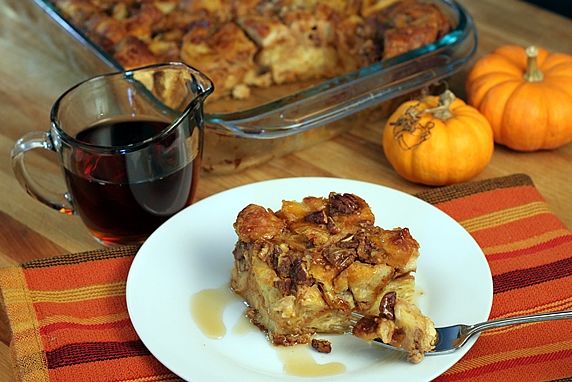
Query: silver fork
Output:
[[352, 310, 572, 355]]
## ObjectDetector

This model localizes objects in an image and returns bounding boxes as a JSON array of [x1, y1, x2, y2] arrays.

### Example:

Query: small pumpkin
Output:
[[383, 90, 494, 186], [466, 45, 572, 151]]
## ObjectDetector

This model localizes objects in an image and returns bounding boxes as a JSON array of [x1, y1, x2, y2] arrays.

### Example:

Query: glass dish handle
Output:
[[207, 26, 477, 140], [11, 131, 74, 214]]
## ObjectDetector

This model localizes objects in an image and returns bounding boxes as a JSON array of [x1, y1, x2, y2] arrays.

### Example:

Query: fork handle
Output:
[[465, 310, 572, 339]]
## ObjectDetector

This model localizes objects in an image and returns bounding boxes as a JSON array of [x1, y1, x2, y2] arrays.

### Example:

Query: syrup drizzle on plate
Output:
[[276, 346, 346, 377], [190, 285, 236, 339], [190, 285, 346, 377]]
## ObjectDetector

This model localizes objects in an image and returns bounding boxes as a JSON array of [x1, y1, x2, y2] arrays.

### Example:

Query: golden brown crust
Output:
[[51, 0, 451, 99], [113, 36, 158, 68], [234, 204, 286, 242], [374, 0, 451, 58], [180, 22, 258, 98]]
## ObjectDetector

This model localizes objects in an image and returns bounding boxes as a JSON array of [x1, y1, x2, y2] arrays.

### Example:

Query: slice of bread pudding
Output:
[[230, 192, 436, 362]]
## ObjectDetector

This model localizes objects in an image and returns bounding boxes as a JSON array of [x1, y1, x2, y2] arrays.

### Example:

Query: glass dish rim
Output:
[[33, 0, 475, 138]]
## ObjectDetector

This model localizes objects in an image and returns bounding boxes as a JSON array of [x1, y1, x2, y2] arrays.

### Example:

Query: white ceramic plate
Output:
[[126, 177, 493, 381]]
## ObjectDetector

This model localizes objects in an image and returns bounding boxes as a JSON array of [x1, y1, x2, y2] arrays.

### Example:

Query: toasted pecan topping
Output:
[[323, 246, 356, 270], [305, 209, 328, 225], [380, 291, 397, 320], [328, 193, 363, 215], [338, 233, 359, 248], [326, 216, 340, 234], [352, 315, 379, 339], [272, 249, 293, 279], [291, 258, 313, 286]]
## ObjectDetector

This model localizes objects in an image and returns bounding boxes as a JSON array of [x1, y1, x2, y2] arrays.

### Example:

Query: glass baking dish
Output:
[[27, 0, 477, 173]]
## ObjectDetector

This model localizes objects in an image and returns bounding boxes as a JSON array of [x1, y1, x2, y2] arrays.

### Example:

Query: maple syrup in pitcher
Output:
[[11, 63, 213, 246], [66, 118, 201, 245]]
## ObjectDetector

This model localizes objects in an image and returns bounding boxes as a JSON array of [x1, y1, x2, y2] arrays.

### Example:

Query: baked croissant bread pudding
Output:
[[230, 192, 437, 363], [51, 0, 450, 100]]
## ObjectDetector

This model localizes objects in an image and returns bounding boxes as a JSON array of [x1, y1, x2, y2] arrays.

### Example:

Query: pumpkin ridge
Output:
[[541, 84, 572, 148], [503, 82, 548, 151], [444, 118, 465, 181], [454, 109, 492, 130], [479, 80, 520, 140], [542, 80, 572, 100], [466, 55, 522, 84], [468, 75, 519, 109], [472, 70, 523, 79], [471, 72, 521, 82], [536, 48, 550, 67], [543, 63, 572, 77], [495, 45, 528, 68], [540, 86, 552, 149], [498, 81, 526, 146], [540, 54, 572, 71], [449, 104, 476, 117], [416, 119, 448, 185], [462, 118, 491, 179]]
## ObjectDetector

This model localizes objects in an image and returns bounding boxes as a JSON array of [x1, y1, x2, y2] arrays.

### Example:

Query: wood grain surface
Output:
[[1, 0, 571, 380]]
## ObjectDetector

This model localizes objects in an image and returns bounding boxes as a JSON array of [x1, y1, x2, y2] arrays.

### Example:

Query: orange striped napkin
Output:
[[1, 174, 571, 381]]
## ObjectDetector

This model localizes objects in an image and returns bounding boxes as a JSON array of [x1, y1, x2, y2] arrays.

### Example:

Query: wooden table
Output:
[[0, 0, 571, 380]]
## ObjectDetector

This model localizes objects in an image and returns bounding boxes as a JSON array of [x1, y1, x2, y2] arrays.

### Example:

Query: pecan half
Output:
[[304, 209, 328, 225], [271, 247, 292, 278], [329, 193, 362, 215], [290, 258, 313, 286], [352, 315, 379, 338], [323, 247, 356, 270], [326, 216, 340, 234], [338, 233, 359, 249], [380, 291, 397, 320]]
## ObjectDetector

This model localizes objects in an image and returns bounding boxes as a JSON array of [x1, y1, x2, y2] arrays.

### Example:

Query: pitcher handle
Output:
[[11, 131, 74, 215]]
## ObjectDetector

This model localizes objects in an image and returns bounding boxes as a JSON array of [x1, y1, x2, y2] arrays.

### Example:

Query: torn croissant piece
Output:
[[230, 192, 435, 362], [352, 291, 437, 363]]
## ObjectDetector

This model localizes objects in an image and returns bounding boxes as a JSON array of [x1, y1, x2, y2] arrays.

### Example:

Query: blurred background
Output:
[[523, 0, 572, 18]]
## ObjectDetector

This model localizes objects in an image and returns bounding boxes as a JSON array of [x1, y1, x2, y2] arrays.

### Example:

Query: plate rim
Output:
[[126, 176, 493, 381]]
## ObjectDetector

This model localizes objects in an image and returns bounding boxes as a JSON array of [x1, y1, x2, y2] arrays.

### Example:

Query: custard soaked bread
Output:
[[352, 292, 437, 363], [230, 192, 437, 362]]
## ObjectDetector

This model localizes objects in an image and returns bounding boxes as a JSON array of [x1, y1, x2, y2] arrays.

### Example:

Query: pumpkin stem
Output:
[[523, 46, 544, 82], [423, 89, 455, 120]]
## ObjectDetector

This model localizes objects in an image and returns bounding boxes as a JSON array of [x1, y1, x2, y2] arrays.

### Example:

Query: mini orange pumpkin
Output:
[[383, 90, 494, 186], [466, 45, 572, 151]]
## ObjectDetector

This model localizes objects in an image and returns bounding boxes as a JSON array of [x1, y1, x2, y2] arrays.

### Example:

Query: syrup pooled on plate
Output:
[[190, 285, 346, 377], [276, 346, 346, 377], [190, 285, 237, 339]]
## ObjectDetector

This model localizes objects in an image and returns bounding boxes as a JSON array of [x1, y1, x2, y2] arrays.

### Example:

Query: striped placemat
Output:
[[1, 174, 571, 381]]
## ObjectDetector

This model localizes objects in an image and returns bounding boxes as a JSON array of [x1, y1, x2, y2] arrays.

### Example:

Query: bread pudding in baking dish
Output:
[[230, 192, 437, 363], [50, 0, 450, 100]]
